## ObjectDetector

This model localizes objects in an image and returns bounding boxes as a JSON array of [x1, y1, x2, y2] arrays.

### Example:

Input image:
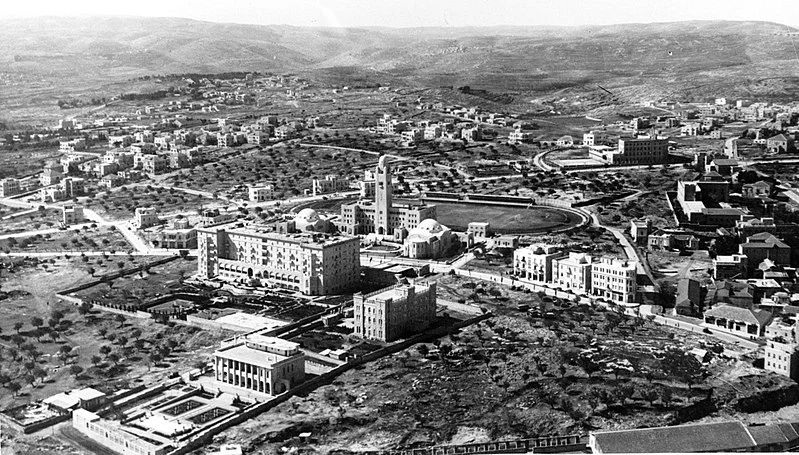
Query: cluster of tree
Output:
[[118, 90, 170, 101], [56, 98, 106, 109]]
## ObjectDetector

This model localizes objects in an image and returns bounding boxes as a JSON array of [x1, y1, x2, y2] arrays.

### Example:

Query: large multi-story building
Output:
[[213, 334, 305, 396], [552, 252, 593, 295], [340, 157, 436, 238], [765, 319, 799, 380], [589, 134, 669, 166], [513, 244, 565, 283], [197, 226, 360, 295], [353, 280, 437, 342], [739, 233, 791, 274], [590, 257, 637, 304], [0, 178, 20, 197]]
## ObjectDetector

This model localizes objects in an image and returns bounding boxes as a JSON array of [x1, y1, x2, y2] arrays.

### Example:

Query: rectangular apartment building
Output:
[[552, 252, 593, 295], [590, 257, 638, 304], [353, 281, 437, 342], [197, 226, 360, 295], [513, 244, 564, 283]]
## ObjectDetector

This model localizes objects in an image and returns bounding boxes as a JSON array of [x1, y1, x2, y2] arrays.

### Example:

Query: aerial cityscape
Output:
[[4, 1, 799, 454]]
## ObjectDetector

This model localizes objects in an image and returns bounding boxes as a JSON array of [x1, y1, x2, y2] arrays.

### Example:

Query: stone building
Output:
[[353, 280, 437, 342], [340, 156, 436, 238], [213, 334, 305, 396], [196, 226, 360, 296]]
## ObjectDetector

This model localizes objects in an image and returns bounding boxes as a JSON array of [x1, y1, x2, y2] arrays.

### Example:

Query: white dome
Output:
[[296, 208, 320, 222], [417, 218, 443, 233]]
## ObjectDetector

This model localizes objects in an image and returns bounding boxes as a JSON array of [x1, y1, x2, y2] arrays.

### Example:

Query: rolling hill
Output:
[[1, 16, 799, 113]]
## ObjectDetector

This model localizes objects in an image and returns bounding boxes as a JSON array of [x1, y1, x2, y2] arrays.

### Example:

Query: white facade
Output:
[[590, 257, 637, 304], [552, 252, 593, 295], [248, 185, 274, 202], [197, 227, 360, 296], [134, 207, 159, 229], [214, 335, 305, 396], [513, 244, 564, 283]]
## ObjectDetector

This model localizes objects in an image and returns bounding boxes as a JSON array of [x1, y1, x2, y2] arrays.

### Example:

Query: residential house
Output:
[[703, 304, 772, 338], [742, 181, 773, 199], [739, 232, 791, 275], [714, 254, 747, 279], [766, 134, 793, 153]]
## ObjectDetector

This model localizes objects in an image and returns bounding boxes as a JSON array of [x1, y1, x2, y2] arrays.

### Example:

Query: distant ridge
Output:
[[1, 16, 798, 100]]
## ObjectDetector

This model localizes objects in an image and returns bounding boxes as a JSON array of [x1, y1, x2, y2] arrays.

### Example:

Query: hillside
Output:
[[1, 16, 799, 124]]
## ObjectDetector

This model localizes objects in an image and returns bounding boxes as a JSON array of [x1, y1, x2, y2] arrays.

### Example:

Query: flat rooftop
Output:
[[245, 334, 299, 351], [215, 344, 289, 366], [214, 312, 287, 331], [204, 225, 356, 246]]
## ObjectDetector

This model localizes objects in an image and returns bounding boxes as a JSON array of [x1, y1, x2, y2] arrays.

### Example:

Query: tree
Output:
[[70, 365, 84, 379], [99, 345, 112, 356], [31, 316, 43, 332], [659, 387, 673, 407], [78, 302, 92, 316], [13, 322, 23, 334], [115, 314, 126, 328], [32, 367, 47, 385], [59, 345, 72, 364], [91, 355, 102, 367], [578, 355, 601, 378], [641, 387, 659, 406], [10, 334, 24, 348], [98, 327, 108, 338], [416, 344, 430, 356], [87, 267, 96, 277], [659, 348, 704, 389], [48, 330, 59, 343], [108, 353, 120, 366], [7, 382, 21, 396], [149, 352, 162, 369]]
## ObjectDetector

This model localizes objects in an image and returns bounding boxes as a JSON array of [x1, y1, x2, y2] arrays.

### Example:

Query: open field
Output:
[[1, 208, 63, 234], [434, 202, 584, 233], [0, 225, 131, 253], [72, 257, 198, 309], [0, 256, 231, 415], [87, 186, 220, 220]]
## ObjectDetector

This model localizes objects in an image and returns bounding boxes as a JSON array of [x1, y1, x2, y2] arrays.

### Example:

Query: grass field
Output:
[[299, 198, 583, 234], [434, 202, 583, 233]]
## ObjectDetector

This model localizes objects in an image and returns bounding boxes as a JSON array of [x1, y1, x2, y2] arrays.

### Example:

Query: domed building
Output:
[[403, 218, 459, 259], [277, 208, 336, 234]]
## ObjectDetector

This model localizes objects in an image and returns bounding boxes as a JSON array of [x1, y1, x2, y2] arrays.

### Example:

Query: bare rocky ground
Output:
[[205, 275, 797, 455]]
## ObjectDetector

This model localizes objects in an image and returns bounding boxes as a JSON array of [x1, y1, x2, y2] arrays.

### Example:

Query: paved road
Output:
[[640, 308, 761, 351], [0, 250, 174, 257], [590, 213, 653, 280], [533, 150, 556, 172]]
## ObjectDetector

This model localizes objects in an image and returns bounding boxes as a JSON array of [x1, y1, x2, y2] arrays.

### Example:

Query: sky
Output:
[[4, 0, 799, 28]]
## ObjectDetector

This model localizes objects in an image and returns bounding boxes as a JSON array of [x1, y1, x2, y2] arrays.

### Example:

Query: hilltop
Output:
[[1, 17, 799, 124]]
